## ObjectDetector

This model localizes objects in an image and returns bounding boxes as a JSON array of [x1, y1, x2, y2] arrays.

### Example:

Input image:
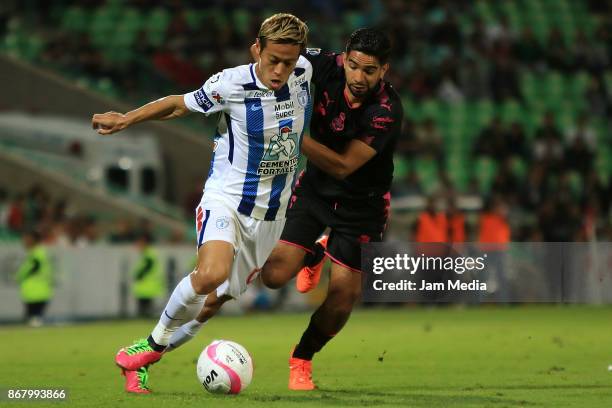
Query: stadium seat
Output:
[[61, 6, 89, 33], [146, 8, 170, 47], [474, 157, 497, 194]]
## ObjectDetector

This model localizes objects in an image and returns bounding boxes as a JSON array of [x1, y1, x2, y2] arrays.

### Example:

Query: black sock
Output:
[[292, 318, 334, 361], [147, 335, 166, 352], [304, 241, 326, 267]]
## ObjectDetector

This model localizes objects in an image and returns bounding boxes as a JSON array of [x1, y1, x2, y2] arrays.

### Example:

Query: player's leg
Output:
[[289, 261, 362, 390], [260, 242, 310, 289], [116, 204, 237, 372], [116, 240, 234, 371], [166, 291, 233, 352], [261, 181, 327, 289], [167, 209, 291, 353]]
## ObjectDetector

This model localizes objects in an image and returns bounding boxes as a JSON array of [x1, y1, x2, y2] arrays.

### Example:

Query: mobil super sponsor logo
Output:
[[274, 100, 295, 120], [258, 125, 299, 176]]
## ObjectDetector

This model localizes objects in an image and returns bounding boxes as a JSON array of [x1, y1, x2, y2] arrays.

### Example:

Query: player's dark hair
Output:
[[345, 28, 391, 65]]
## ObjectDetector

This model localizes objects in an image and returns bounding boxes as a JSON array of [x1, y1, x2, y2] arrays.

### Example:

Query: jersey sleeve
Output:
[[357, 104, 402, 153], [302, 48, 341, 87], [184, 71, 230, 115]]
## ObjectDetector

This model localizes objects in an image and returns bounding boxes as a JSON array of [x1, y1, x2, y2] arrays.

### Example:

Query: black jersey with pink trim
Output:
[[301, 48, 403, 200]]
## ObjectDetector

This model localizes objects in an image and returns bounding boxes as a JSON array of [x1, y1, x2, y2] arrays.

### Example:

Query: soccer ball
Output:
[[196, 340, 253, 394]]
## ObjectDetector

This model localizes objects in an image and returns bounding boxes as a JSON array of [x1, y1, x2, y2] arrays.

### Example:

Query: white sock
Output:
[[166, 319, 206, 352], [150, 275, 207, 347]]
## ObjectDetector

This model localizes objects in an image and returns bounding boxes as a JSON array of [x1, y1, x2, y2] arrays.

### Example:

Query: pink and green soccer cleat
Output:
[[115, 338, 163, 371], [121, 366, 151, 394]]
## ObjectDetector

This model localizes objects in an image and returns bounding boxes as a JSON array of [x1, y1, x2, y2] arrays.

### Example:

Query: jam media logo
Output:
[[262, 126, 298, 161]]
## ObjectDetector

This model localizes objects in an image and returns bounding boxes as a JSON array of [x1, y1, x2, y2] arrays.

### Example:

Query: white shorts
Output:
[[195, 196, 285, 298]]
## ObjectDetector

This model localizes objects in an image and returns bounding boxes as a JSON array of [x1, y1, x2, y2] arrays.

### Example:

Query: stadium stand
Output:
[[0, 0, 610, 242]]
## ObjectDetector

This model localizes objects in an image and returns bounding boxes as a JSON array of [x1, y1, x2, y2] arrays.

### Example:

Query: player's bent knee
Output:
[[192, 264, 230, 294], [261, 267, 287, 289]]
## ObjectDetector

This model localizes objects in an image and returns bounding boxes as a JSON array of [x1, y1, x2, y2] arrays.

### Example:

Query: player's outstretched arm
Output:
[[91, 95, 190, 135], [301, 135, 376, 180]]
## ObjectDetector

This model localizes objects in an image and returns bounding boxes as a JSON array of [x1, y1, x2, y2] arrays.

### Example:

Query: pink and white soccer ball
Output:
[[196, 340, 253, 394]]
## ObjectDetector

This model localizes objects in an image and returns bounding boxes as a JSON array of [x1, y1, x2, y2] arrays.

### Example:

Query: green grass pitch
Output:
[[1, 306, 611, 407]]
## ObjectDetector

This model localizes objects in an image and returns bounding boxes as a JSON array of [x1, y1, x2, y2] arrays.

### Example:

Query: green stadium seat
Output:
[[147, 8, 170, 46], [184, 9, 203, 30], [499, 99, 523, 124], [393, 155, 410, 179], [447, 154, 469, 190], [414, 157, 439, 195], [61, 6, 89, 33], [232, 9, 251, 37], [474, 157, 497, 194], [91, 7, 116, 47], [509, 157, 528, 180], [603, 71, 612, 96]]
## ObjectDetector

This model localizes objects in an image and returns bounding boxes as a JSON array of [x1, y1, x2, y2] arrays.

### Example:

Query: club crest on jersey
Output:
[[259, 126, 299, 176], [215, 216, 230, 230], [297, 90, 309, 108]]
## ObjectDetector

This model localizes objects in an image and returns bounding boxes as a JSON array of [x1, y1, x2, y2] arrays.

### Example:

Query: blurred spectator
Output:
[[489, 53, 521, 102], [7, 194, 26, 233], [415, 118, 444, 164], [392, 168, 423, 197], [132, 232, 165, 318], [564, 113, 597, 151], [473, 117, 506, 158], [415, 196, 447, 242], [514, 27, 544, 67], [478, 196, 511, 244], [477, 196, 511, 301], [459, 56, 490, 100], [16, 229, 53, 327], [585, 76, 610, 117], [538, 196, 581, 241], [533, 113, 564, 168], [109, 219, 137, 243], [446, 198, 465, 243], [505, 122, 529, 160], [564, 137, 594, 176], [546, 27, 572, 72], [0, 188, 8, 227], [437, 56, 464, 103], [491, 161, 521, 200]]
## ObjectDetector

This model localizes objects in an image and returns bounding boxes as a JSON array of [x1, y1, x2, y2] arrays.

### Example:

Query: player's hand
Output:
[[91, 111, 128, 135]]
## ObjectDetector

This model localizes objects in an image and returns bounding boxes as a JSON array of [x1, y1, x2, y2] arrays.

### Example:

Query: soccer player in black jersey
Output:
[[261, 28, 403, 390]]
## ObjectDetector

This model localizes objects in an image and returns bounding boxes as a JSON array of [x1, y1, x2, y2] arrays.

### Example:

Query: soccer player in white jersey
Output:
[[91, 13, 311, 394]]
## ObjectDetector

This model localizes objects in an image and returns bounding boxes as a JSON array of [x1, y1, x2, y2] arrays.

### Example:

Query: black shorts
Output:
[[280, 180, 389, 272]]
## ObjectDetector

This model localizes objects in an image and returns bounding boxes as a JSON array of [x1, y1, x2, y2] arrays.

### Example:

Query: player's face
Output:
[[255, 40, 302, 91], [343, 51, 389, 99]]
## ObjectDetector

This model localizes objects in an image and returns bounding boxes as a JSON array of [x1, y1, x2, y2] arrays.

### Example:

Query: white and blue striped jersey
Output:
[[184, 56, 313, 221]]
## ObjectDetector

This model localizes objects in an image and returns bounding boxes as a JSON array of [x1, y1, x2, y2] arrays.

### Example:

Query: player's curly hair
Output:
[[258, 13, 308, 50], [346, 28, 391, 64]]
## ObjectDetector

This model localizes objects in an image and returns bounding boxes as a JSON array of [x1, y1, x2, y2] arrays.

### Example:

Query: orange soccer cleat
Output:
[[289, 352, 316, 391], [296, 235, 328, 293]]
